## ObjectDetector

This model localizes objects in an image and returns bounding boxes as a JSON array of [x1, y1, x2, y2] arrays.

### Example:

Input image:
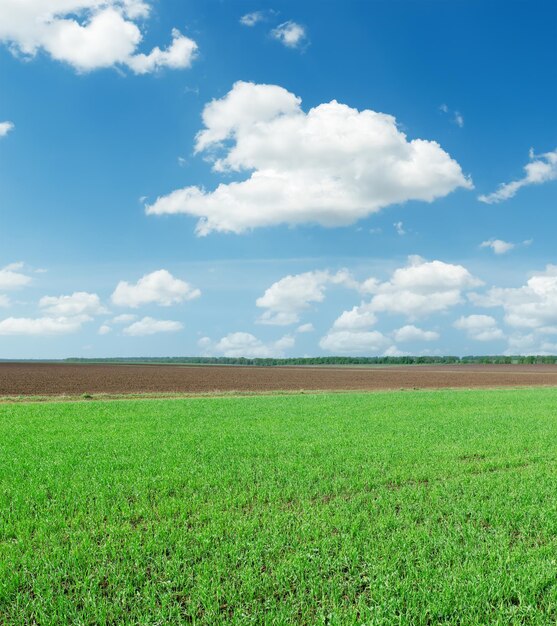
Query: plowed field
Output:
[[1, 362, 557, 396]]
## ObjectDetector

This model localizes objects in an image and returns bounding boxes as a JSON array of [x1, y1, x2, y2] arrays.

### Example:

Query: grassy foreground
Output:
[[2, 390, 557, 625]]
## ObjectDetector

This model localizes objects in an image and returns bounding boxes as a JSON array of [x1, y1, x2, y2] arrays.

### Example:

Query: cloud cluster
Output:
[[479, 148, 557, 204], [319, 256, 480, 355], [111, 269, 200, 308], [0, 282, 103, 335], [147, 81, 472, 235], [319, 330, 388, 355], [0, 0, 197, 73], [256, 269, 356, 326], [453, 315, 504, 342], [471, 265, 557, 330], [199, 332, 294, 358], [0, 267, 197, 337]]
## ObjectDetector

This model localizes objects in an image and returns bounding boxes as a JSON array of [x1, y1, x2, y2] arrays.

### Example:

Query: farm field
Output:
[[2, 389, 557, 624], [2, 362, 557, 397]]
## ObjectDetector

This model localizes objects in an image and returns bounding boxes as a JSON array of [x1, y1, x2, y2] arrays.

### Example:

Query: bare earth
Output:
[[1, 362, 557, 397]]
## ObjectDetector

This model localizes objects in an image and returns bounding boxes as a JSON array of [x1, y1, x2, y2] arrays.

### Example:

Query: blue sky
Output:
[[0, 0, 556, 358]]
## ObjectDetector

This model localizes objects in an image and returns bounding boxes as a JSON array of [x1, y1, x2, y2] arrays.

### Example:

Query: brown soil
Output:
[[1, 362, 557, 397]]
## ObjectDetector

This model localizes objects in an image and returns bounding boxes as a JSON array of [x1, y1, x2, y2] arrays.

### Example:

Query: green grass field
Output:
[[2, 389, 557, 625]]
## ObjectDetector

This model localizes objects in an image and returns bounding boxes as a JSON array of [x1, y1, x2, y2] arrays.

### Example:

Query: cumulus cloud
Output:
[[479, 148, 557, 204], [296, 323, 314, 333], [256, 269, 356, 326], [39, 291, 107, 316], [126, 28, 198, 74], [366, 255, 482, 318], [480, 239, 515, 255], [111, 313, 137, 323], [271, 21, 307, 49], [0, 1, 197, 73], [199, 331, 294, 358], [470, 265, 557, 330], [504, 333, 557, 356], [112, 269, 200, 308], [98, 324, 112, 335], [0, 121, 14, 137], [454, 315, 504, 342], [393, 325, 439, 342], [394, 221, 406, 236], [0, 316, 86, 335], [316, 256, 479, 356], [332, 306, 377, 330], [383, 345, 410, 357], [123, 316, 183, 336], [146, 81, 472, 235], [319, 329, 389, 355], [0, 262, 32, 290], [239, 11, 266, 26]]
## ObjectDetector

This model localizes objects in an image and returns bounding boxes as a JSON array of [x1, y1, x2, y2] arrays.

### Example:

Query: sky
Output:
[[0, 0, 556, 359]]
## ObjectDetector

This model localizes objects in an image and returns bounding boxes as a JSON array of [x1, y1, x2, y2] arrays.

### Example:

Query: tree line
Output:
[[62, 355, 557, 366]]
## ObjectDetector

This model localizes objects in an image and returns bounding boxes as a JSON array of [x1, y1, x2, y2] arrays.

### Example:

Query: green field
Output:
[[2, 389, 557, 625]]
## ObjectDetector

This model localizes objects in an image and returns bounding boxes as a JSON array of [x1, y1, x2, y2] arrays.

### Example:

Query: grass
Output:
[[2, 388, 557, 624]]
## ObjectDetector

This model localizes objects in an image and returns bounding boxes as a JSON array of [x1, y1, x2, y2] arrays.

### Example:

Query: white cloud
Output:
[[502, 333, 557, 356], [126, 28, 197, 74], [480, 239, 515, 255], [332, 305, 377, 330], [0, 263, 32, 290], [123, 316, 183, 336], [470, 265, 557, 330], [394, 221, 406, 236], [383, 345, 409, 357], [256, 269, 355, 326], [319, 329, 389, 355], [322, 257, 479, 352], [393, 325, 439, 342], [240, 11, 265, 27], [0, 295, 11, 307], [146, 81, 472, 235], [39, 291, 107, 316], [112, 269, 200, 308], [296, 323, 314, 333], [367, 255, 482, 318], [454, 314, 504, 341], [98, 324, 112, 335], [111, 313, 137, 323], [270, 21, 307, 49], [0, 1, 197, 74], [0, 121, 14, 137], [479, 148, 557, 203], [200, 332, 294, 358], [0, 316, 87, 335], [440, 104, 463, 128]]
